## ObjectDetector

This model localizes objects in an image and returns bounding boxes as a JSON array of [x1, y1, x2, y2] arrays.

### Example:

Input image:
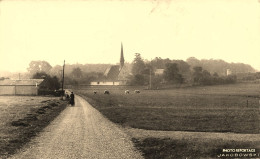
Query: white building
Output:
[[0, 79, 44, 95]]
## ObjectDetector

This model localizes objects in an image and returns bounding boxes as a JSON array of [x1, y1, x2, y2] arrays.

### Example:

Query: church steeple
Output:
[[120, 42, 124, 69]]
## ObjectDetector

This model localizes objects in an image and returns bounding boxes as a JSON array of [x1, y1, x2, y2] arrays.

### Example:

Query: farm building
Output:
[[90, 43, 131, 86], [0, 79, 44, 95]]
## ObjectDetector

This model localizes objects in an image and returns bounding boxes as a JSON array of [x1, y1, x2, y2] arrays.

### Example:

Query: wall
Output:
[[0, 86, 15, 95], [16, 86, 38, 95], [0, 85, 38, 95]]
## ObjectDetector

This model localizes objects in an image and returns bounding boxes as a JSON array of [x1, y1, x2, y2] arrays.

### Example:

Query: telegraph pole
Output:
[[61, 60, 65, 95], [149, 68, 152, 89], [149, 59, 152, 89]]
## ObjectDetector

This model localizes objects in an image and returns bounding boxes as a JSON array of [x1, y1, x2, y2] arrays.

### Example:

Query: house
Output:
[[0, 79, 44, 95], [90, 43, 130, 86], [227, 69, 232, 76], [154, 69, 164, 76]]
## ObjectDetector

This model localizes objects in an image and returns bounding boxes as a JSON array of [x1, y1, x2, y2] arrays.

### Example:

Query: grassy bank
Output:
[[0, 96, 68, 159]]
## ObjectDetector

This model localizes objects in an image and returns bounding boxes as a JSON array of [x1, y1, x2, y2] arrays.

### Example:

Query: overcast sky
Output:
[[1, 0, 260, 72]]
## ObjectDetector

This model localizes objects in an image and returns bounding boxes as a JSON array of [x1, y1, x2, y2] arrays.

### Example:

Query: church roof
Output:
[[104, 65, 120, 81], [91, 43, 130, 83]]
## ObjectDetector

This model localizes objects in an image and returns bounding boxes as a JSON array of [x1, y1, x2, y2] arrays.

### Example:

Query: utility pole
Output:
[[61, 60, 65, 95], [149, 59, 152, 89], [149, 68, 152, 89]]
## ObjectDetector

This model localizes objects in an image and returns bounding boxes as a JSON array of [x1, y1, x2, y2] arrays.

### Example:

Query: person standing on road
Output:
[[70, 92, 75, 106]]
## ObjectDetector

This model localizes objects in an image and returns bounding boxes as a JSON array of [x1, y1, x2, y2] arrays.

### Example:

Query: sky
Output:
[[0, 0, 260, 72]]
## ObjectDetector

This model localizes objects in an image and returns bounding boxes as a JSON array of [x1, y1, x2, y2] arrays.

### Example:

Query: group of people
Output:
[[66, 91, 75, 106]]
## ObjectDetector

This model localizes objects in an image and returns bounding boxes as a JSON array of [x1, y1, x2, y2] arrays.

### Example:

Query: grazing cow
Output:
[[104, 90, 110, 94], [134, 90, 140, 94], [93, 91, 97, 94], [125, 90, 130, 94]]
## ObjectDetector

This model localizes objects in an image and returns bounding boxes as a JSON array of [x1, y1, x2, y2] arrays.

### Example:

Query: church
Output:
[[90, 43, 130, 86]]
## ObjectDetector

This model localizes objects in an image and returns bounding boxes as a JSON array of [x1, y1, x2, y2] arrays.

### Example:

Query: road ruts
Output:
[[9, 95, 143, 159]]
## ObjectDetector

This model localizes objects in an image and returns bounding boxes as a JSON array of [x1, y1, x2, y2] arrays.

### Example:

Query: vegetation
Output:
[[131, 53, 146, 76], [127, 56, 244, 87], [186, 57, 256, 75], [163, 63, 183, 84], [1, 57, 254, 87], [0, 96, 67, 158], [27, 61, 52, 76], [76, 83, 260, 134], [192, 66, 237, 86], [1, 57, 251, 87], [133, 138, 258, 159]]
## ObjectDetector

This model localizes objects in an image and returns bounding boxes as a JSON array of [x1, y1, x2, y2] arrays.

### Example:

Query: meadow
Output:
[[75, 83, 260, 158], [75, 83, 260, 134], [0, 96, 67, 158]]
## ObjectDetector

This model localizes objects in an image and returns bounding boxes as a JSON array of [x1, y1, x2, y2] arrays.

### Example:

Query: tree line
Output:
[[21, 55, 257, 89], [128, 54, 240, 87]]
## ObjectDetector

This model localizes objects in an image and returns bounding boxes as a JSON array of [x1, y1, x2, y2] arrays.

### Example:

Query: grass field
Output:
[[132, 137, 259, 159], [0, 96, 67, 158], [76, 83, 260, 134], [75, 83, 260, 158]]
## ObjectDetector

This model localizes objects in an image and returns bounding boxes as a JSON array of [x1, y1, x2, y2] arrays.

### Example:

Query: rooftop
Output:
[[0, 79, 44, 86]]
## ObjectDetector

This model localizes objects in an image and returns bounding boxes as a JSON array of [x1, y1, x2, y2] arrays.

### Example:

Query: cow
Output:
[[93, 91, 97, 94], [134, 90, 140, 94], [125, 90, 130, 94], [104, 90, 110, 94]]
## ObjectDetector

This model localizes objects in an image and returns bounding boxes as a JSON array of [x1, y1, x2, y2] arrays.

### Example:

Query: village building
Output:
[[90, 43, 130, 86], [227, 69, 232, 76], [154, 69, 164, 76], [0, 79, 44, 95]]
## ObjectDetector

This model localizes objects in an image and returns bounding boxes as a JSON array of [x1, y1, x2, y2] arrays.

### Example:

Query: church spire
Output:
[[120, 42, 124, 69]]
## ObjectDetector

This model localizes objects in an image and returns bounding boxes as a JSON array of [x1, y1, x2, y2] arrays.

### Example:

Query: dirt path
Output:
[[9, 96, 143, 159]]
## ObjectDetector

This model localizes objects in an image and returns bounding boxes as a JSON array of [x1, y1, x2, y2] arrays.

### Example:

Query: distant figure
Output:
[[70, 92, 75, 106]]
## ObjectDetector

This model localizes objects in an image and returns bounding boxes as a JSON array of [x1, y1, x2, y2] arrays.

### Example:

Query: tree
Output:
[[128, 74, 145, 85], [151, 57, 171, 69], [71, 67, 83, 78], [49, 65, 63, 78], [151, 75, 164, 89], [186, 57, 201, 67], [192, 66, 203, 85], [33, 72, 60, 90], [163, 63, 183, 84], [187, 57, 255, 76], [131, 53, 146, 75], [201, 70, 212, 85], [27, 61, 52, 75], [213, 72, 219, 77], [172, 60, 190, 73]]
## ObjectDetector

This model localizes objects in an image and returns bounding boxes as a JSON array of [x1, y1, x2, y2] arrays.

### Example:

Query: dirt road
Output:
[[10, 96, 143, 159]]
